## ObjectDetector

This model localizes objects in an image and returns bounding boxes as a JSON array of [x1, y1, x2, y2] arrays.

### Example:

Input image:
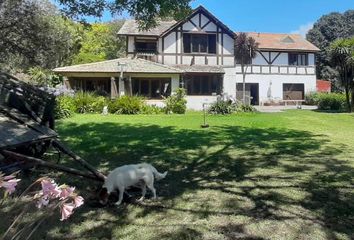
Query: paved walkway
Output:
[[255, 105, 317, 113]]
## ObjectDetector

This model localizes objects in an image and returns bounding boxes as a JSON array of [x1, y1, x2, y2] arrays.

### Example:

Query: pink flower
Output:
[[41, 179, 61, 198], [73, 195, 84, 208], [0, 178, 20, 194], [60, 202, 75, 221], [36, 196, 49, 208], [59, 186, 75, 200]]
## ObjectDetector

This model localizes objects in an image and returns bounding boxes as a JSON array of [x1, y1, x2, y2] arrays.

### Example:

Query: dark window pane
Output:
[[186, 78, 193, 95], [289, 54, 297, 65], [140, 80, 149, 97], [192, 35, 199, 52], [211, 77, 220, 94], [132, 79, 139, 95], [201, 76, 209, 94], [191, 34, 208, 53], [151, 80, 160, 98], [199, 35, 207, 53], [185, 75, 222, 95], [208, 35, 216, 54], [193, 77, 201, 94], [183, 34, 191, 53], [135, 41, 157, 53]]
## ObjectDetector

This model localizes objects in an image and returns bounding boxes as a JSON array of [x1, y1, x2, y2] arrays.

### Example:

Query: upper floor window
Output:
[[289, 53, 308, 66], [183, 34, 216, 54], [135, 40, 157, 53]]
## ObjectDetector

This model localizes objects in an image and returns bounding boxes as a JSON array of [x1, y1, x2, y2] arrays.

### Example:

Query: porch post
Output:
[[118, 77, 125, 97], [110, 76, 118, 99]]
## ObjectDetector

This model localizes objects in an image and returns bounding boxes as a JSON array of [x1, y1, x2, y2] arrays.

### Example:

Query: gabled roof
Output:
[[244, 32, 320, 52], [53, 58, 183, 74], [118, 5, 235, 38], [160, 5, 235, 38], [118, 20, 176, 37]]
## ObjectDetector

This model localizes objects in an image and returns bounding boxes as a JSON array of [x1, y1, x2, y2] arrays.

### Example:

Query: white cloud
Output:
[[291, 22, 314, 37]]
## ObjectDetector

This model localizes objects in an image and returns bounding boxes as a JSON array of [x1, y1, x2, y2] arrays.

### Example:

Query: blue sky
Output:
[[84, 0, 354, 36]]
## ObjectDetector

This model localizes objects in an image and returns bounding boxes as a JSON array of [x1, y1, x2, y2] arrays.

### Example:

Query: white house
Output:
[[54, 6, 320, 110]]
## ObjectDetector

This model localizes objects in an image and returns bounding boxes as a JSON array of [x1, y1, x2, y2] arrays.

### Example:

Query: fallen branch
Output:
[[1, 150, 104, 182], [52, 140, 106, 181]]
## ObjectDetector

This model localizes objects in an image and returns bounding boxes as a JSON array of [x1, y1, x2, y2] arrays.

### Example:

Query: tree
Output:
[[72, 20, 125, 64], [0, 0, 82, 72], [330, 38, 354, 112], [234, 33, 259, 105], [56, 0, 192, 29], [307, 10, 354, 89]]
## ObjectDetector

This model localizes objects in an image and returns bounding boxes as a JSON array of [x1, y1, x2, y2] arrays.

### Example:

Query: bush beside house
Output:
[[55, 90, 187, 119], [306, 92, 348, 111]]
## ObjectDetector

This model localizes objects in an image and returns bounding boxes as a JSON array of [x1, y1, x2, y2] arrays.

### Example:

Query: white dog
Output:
[[99, 163, 167, 206]]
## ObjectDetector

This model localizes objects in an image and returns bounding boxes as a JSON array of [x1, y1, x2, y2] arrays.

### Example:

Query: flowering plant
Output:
[[0, 172, 21, 196], [1, 172, 84, 239]]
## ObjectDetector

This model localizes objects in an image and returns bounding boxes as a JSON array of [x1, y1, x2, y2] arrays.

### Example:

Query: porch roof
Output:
[[173, 65, 225, 74], [53, 58, 183, 74]]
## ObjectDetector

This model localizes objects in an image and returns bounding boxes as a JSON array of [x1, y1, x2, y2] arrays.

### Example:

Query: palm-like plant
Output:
[[234, 33, 259, 104], [330, 38, 354, 112]]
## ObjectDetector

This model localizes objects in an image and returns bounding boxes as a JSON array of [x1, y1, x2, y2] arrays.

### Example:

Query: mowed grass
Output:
[[9, 111, 354, 239]]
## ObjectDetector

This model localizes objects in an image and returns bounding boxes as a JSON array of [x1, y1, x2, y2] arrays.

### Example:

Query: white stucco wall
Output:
[[128, 36, 135, 52], [186, 96, 218, 110], [223, 67, 317, 103], [163, 32, 176, 54]]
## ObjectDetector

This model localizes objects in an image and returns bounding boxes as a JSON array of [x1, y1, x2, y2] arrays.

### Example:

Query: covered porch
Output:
[[53, 58, 183, 99]]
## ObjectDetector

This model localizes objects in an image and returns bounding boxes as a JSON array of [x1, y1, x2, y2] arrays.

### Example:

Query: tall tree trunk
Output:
[[351, 87, 354, 112], [344, 70, 352, 112], [241, 63, 246, 105]]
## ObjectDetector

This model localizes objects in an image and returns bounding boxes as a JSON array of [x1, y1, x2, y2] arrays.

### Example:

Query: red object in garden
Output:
[[317, 80, 331, 93]]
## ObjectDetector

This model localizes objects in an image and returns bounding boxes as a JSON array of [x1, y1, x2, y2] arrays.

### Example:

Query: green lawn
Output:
[[14, 111, 354, 239]]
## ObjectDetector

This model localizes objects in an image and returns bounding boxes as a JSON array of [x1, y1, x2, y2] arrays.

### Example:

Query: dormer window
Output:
[[289, 53, 308, 66], [135, 39, 157, 54], [183, 34, 217, 54]]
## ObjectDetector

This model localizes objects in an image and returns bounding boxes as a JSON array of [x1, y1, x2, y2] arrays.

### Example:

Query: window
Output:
[[289, 53, 308, 66], [135, 40, 157, 53], [185, 75, 222, 95], [283, 83, 305, 100], [183, 34, 217, 54], [132, 78, 171, 99]]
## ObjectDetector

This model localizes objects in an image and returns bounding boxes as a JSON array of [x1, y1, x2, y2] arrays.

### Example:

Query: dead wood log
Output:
[[52, 140, 106, 181], [2, 150, 104, 182]]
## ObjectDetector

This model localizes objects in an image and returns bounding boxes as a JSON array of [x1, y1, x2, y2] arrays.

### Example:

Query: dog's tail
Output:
[[150, 165, 168, 181]]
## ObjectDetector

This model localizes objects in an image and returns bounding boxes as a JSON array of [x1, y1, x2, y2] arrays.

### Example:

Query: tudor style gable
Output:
[[118, 6, 236, 67], [159, 6, 235, 66]]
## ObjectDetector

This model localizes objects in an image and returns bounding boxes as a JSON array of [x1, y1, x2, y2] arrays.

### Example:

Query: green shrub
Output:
[[235, 103, 257, 113], [55, 95, 75, 119], [165, 88, 187, 114], [91, 96, 108, 113], [208, 99, 257, 115], [108, 95, 144, 114], [140, 104, 164, 114], [316, 93, 347, 111], [305, 92, 320, 105], [72, 91, 99, 113], [208, 99, 235, 115]]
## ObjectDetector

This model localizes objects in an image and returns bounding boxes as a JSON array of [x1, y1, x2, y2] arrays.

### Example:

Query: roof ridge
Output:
[[54, 58, 125, 71], [237, 31, 303, 37]]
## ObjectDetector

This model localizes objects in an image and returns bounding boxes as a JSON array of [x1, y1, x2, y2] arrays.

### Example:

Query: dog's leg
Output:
[[146, 182, 157, 200], [115, 187, 124, 206], [137, 184, 146, 202]]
